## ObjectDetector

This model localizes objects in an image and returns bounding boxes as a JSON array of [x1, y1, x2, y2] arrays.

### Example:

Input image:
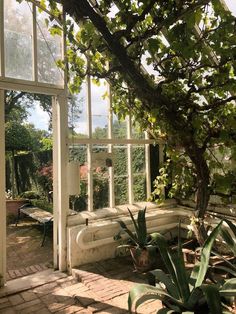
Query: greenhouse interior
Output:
[[0, 0, 236, 313]]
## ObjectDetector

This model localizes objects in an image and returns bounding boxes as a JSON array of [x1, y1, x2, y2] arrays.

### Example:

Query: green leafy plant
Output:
[[128, 221, 236, 313], [114, 208, 159, 272], [114, 207, 158, 248]]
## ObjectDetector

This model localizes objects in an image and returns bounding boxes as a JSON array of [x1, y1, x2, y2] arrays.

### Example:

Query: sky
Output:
[[224, 0, 236, 15], [27, 0, 236, 130], [27, 102, 50, 130], [27, 82, 108, 133]]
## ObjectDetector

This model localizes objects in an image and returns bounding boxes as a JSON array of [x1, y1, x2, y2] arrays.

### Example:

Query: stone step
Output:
[[0, 269, 67, 297]]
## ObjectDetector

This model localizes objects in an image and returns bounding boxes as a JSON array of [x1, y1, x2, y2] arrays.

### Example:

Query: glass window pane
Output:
[[113, 145, 128, 177], [133, 174, 146, 202], [69, 144, 88, 212], [69, 144, 87, 164], [112, 115, 127, 139], [92, 145, 109, 209], [68, 85, 88, 139], [114, 177, 128, 205], [91, 79, 108, 139], [113, 145, 128, 205], [132, 145, 145, 173], [132, 120, 145, 139], [4, 0, 33, 80], [37, 9, 63, 85]]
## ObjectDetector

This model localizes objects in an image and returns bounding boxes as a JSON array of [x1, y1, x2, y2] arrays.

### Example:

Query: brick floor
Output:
[[0, 257, 163, 313], [7, 220, 53, 281], [7, 263, 50, 281]]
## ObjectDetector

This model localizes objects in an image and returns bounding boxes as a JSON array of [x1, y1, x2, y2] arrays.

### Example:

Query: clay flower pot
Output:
[[130, 246, 158, 272]]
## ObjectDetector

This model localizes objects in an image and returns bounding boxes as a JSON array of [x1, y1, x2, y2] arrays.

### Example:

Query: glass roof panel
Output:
[[4, 0, 33, 80]]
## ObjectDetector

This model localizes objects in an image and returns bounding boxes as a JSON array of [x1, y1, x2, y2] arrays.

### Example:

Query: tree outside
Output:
[[35, 0, 236, 242]]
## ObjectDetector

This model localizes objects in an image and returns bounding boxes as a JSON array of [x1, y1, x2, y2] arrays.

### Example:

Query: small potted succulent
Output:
[[114, 207, 158, 272]]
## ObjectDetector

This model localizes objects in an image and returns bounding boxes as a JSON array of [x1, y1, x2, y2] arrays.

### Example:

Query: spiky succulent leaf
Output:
[[148, 269, 179, 299], [128, 283, 183, 313], [224, 219, 236, 238], [127, 208, 140, 238], [117, 220, 138, 245], [200, 284, 223, 314], [220, 227, 236, 255], [220, 278, 236, 297], [157, 309, 176, 313], [154, 233, 191, 303], [192, 221, 223, 288], [212, 265, 236, 277], [136, 207, 147, 247]]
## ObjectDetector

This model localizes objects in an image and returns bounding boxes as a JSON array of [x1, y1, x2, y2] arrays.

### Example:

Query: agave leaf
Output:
[[148, 269, 179, 299], [171, 252, 190, 303], [220, 227, 236, 256], [157, 308, 176, 314], [212, 265, 236, 277], [117, 220, 138, 245], [220, 279, 236, 309], [223, 219, 236, 238], [137, 207, 147, 247], [186, 286, 204, 309], [154, 233, 190, 303], [192, 221, 223, 288], [220, 277, 236, 292], [127, 208, 140, 238], [128, 284, 183, 313], [211, 250, 236, 272], [176, 221, 190, 302], [220, 289, 236, 297], [154, 234, 180, 295], [149, 232, 160, 245], [189, 263, 200, 290], [200, 284, 223, 314]]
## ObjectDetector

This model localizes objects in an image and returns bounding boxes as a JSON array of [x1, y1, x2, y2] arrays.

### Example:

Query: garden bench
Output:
[[16, 203, 78, 246], [15, 203, 53, 246]]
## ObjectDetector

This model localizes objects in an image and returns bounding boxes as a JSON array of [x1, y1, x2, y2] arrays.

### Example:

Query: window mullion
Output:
[[145, 132, 151, 199], [127, 116, 133, 204], [87, 72, 93, 212], [0, 0, 5, 77], [108, 83, 115, 208], [32, 3, 38, 82]]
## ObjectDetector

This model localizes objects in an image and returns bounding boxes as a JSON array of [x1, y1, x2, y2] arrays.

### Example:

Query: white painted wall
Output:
[[67, 203, 192, 270]]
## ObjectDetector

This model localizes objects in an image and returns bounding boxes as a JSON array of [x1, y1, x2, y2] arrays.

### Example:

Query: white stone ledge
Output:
[[67, 200, 178, 227]]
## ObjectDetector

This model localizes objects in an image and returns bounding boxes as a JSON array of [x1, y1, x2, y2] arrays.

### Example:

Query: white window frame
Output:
[[68, 75, 157, 212]]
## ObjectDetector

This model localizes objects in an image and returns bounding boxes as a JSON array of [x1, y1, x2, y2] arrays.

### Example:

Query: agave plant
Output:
[[128, 220, 236, 313], [210, 218, 236, 277], [114, 207, 159, 272]]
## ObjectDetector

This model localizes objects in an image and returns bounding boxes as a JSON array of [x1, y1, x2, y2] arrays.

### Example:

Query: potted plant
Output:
[[114, 207, 159, 273], [128, 220, 236, 313]]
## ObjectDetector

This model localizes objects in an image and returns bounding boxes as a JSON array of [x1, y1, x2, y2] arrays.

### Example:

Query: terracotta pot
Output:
[[130, 246, 158, 272], [6, 199, 29, 217]]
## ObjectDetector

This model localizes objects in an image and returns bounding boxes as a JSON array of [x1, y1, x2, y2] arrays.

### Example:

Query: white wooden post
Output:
[[0, 0, 5, 78], [86, 74, 93, 211], [108, 83, 115, 208], [32, 3, 38, 82], [159, 143, 165, 199], [52, 94, 68, 271], [127, 116, 134, 204], [145, 132, 151, 199], [0, 89, 6, 287]]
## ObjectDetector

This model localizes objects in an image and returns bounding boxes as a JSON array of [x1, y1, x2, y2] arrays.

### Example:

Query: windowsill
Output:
[[67, 199, 177, 227]]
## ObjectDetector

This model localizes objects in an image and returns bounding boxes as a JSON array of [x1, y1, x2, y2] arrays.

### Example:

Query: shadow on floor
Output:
[[7, 218, 53, 281]]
